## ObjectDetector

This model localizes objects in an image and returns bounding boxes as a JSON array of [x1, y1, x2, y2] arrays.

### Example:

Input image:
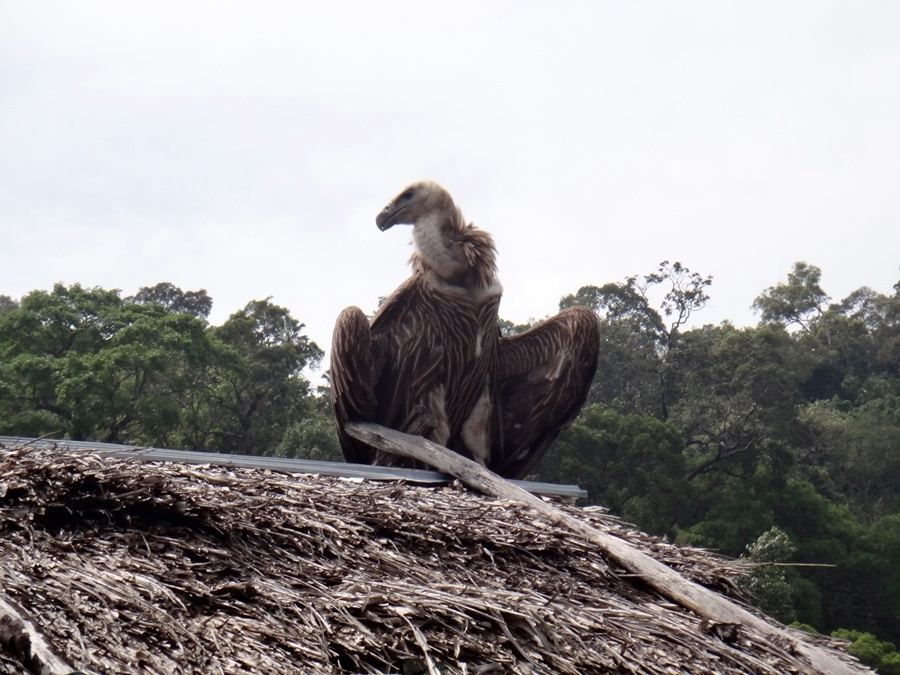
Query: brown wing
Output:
[[370, 279, 438, 433], [491, 306, 599, 479], [330, 305, 380, 464], [331, 278, 442, 464]]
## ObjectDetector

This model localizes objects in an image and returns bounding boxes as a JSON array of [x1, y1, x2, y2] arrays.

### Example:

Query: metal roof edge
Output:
[[0, 436, 588, 500]]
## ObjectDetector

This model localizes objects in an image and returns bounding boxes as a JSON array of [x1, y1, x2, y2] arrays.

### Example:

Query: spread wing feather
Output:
[[333, 240, 598, 481], [332, 275, 504, 467], [491, 306, 599, 479], [330, 305, 380, 464], [332, 278, 449, 466]]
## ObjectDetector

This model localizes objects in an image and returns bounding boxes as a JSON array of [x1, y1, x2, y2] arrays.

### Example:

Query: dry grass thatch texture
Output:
[[0, 444, 867, 674]]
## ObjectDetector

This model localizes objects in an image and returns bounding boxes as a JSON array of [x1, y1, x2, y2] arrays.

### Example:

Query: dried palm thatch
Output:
[[0, 443, 866, 674]]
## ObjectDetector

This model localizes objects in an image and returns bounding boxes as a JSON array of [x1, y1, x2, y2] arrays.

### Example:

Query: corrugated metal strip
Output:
[[0, 436, 588, 500]]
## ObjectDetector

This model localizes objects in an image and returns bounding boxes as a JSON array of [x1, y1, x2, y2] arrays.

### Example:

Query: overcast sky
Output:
[[2, 1, 898, 368]]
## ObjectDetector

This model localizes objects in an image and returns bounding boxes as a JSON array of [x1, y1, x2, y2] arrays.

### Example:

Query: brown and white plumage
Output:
[[331, 181, 599, 479]]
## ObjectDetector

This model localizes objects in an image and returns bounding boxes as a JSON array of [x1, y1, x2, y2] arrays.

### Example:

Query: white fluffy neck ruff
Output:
[[412, 212, 466, 281]]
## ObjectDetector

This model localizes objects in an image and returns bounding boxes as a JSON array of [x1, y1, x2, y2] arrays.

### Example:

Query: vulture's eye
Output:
[[400, 189, 415, 202]]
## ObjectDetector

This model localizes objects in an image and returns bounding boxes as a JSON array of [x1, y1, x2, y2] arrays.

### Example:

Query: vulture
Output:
[[331, 181, 599, 479]]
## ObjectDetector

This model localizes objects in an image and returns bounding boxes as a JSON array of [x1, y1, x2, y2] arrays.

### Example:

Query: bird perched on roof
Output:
[[331, 181, 599, 479]]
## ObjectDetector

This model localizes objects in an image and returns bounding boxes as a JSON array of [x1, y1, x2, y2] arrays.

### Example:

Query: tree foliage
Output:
[[538, 404, 688, 535], [738, 527, 798, 623], [0, 283, 332, 455], [0, 284, 212, 442], [208, 299, 323, 454], [831, 629, 900, 674], [559, 261, 712, 419], [131, 282, 213, 319], [753, 261, 828, 331]]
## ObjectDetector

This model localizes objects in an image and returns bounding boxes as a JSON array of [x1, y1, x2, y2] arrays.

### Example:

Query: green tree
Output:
[[831, 629, 900, 673], [668, 324, 811, 483], [560, 260, 712, 418], [536, 404, 689, 535], [277, 413, 342, 461], [131, 282, 213, 319], [800, 397, 900, 522], [0, 284, 215, 442], [0, 294, 17, 314], [739, 527, 798, 623], [753, 262, 829, 332], [205, 298, 323, 454], [772, 480, 899, 639], [0, 285, 324, 456], [275, 381, 342, 461], [754, 263, 898, 403]]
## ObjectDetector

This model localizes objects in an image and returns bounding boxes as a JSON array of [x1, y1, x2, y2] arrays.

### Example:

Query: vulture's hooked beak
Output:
[[376, 203, 407, 231]]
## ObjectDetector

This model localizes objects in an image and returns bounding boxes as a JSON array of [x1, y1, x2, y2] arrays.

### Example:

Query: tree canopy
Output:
[[0, 284, 322, 455]]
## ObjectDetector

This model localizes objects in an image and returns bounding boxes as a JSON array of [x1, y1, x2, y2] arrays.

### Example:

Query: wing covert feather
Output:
[[330, 306, 380, 463], [493, 306, 599, 478]]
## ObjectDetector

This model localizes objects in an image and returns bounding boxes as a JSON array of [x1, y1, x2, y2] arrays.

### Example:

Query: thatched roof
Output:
[[0, 443, 867, 674]]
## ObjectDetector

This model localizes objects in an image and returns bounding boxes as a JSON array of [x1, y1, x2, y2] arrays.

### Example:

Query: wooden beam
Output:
[[345, 421, 861, 675]]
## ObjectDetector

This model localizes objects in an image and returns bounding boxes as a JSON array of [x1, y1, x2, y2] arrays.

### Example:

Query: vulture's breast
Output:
[[378, 280, 500, 435]]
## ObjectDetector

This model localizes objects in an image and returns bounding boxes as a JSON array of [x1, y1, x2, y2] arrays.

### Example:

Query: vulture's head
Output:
[[376, 181, 455, 231]]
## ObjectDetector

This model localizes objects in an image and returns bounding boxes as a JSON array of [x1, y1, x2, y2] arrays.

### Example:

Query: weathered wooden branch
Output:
[[0, 595, 73, 675], [345, 421, 860, 675]]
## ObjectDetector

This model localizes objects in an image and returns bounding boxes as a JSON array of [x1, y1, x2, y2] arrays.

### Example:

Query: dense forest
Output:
[[1, 263, 898, 671]]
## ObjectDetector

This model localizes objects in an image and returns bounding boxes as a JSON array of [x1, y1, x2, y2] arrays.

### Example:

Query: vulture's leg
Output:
[[330, 306, 380, 464], [493, 306, 599, 479]]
